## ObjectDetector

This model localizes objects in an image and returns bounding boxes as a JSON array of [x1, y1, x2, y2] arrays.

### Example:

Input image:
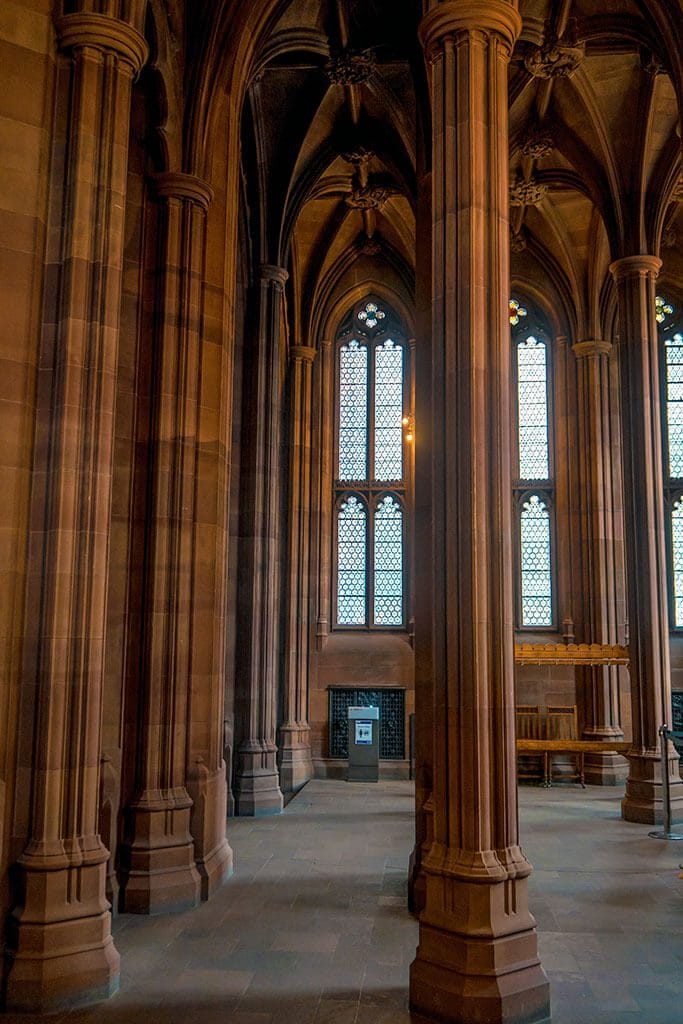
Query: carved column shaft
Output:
[[5, 14, 148, 1012], [279, 345, 316, 795], [573, 340, 626, 783], [610, 255, 683, 823], [118, 174, 220, 913], [410, 5, 550, 1023], [233, 265, 287, 816]]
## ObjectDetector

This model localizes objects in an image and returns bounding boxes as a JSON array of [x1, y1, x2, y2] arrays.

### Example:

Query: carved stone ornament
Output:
[[510, 228, 527, 253], [662, 226, 677, 249], [346, 185, 392, 210], [673, 178, 683, 203], [510, 178, 548, 206], [326, 48, 375, 85], [521, 128, 554, 159], [340, 145, 374, 166], [524, 36, 585, 79], [359, 236, 382, 256]]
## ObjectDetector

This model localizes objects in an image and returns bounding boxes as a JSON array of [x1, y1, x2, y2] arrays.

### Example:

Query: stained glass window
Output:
[[665, 334, 683, 477], [520, 495, 552, 626], [374, 496, 403, 625], [358, 301, 386, 329], [335, 299, 409, 629], [338, 340, 368, 480], [337, 496, 367, 625], [374, 341, 403, 480], [656, 295, 674, 324], [672, 499, 683, 627], [517, 336, 549, 480], [509, 298, 527, 326]]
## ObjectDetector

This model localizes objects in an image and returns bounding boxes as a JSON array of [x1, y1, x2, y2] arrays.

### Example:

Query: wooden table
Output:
[[516, 739, 632, 788]]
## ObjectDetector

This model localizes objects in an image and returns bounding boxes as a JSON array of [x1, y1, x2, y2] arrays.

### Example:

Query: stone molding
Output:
[[56, 12, 148, 74], [609, 254, 662, 282], [259, 263, 288, 287], [515, 642, 629, 665], [419, 1, 523, 62], [150, 172, 214, 211], [289, 344, 317, 363], [572, 339, 613, 359]]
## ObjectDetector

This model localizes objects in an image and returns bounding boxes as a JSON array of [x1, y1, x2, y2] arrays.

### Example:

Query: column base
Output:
[[4, 849, 119, 1014], [410, 848, 550, 1024], [187, 760, 233, 900], [119, 790, 201, 914], [583, 751, 629, 786], [278, 725, 313, 797], [622, 749, 683, 824], [408, 844, 426, 915], [233, 767, 284, 816]]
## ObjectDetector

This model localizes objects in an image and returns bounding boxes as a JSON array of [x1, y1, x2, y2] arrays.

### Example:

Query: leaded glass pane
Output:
[[672, 499, 683, 627], [338, 340, 368, 480], [374, 340, 403, 480], [666, 334, 683, 477], [517, 336, 549, 480], [374, 495, 403, 625], [337, 496, 367, 624], [520, 495, 552, 626]]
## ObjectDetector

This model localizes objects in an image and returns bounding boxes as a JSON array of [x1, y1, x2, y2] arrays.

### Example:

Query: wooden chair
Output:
[[515, 705, 544, 782], [546, 705, 582, 784]]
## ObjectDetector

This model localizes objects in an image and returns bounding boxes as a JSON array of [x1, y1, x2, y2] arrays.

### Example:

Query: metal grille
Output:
[[374, 340, 403, 480], [337, 496, 366, 625], [520, 494, 552, 626], [328, 687, 405, 759], [517, 336, 549, 480], [665, 334, 683, 477], [374, 495, 402, 625], [338, 340, 368, 480]]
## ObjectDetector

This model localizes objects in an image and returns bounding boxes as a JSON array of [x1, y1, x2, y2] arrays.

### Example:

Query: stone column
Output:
[[609, 255, 683, 823], [279, 344, 316, 796], [572, 339, 626, 784], [118, 173, 220, 913], [315, 338, 333, 650], [233, 265, 287, 816], [4, 12, 147, 1012], [410, 5, 550, 1023]]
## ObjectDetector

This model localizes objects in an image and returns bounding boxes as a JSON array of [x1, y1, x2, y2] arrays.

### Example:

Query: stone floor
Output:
[[4, 779, 683, 1024]]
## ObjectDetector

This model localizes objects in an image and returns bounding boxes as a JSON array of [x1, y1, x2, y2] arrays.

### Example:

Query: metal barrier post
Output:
[[649, 724, 683, 841]]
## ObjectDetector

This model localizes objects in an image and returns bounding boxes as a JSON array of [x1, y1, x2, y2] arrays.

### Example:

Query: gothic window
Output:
[[334, 299, 408, 628], [660, 297, 683, 627], [512, 302, 555, 628]]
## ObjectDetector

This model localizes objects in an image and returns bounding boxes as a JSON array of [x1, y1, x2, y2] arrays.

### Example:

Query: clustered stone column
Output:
[[5, 11, 147, 1012], [410, 4, 550, 1022], [233, 265, 287, 816], [118, 173, 221, 913], [610, 255, 683, 823], [572, 339, 626, 784], [278, 344, 316, 796]]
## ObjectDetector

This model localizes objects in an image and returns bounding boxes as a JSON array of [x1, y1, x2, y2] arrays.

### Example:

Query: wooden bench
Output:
[[516, 739, 632, 788]]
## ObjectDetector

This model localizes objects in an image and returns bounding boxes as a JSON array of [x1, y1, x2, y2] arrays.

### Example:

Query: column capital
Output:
[[572, 339, 613, 359], [150, 172, 214, 211], [56, 12, 148, 74], [609, 254, 662, 282], [419, 1, 522, 62], [259, 264, 289, 288], [290, 344, 317, 364]]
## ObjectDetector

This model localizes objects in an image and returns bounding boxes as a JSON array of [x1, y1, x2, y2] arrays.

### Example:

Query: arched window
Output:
[[659, 296, 683, 627], [511, 300, 555, 628], [334, 299, 408, 628]]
